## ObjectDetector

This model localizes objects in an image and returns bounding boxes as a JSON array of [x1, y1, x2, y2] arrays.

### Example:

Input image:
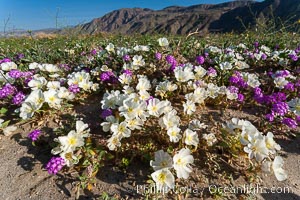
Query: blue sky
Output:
[[0, 0, 257, 31]]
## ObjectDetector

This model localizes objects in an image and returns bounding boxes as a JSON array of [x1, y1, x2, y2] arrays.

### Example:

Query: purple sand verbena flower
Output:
[[155, 52, 162, 60], [228, 86, 239, 93], [0, 58, 11, 64], [289, 54, 298, 62], [22, 71, 34, 77], [100, 72, 110, 82], [46, 157, 66, 175], [101, 109, 113, 119], [265, 113, 275, 122], [274, 92, 287, 102], [272, 102, 289, 116], [196, 56, 205, 65], [284, 82, 295, 91], [122, 69, 133, 76], [15, 53, 24, 60], [282, 118, 298, 129], [91, 49, 97, 55], [68, 84, 80, 94], [207, 67, 217, 77], [166, 55, 176, 65], [253, 87, 263, 96], [237, 93, 245, 102], [123, 54, 131, 62], [12, 92, 25, 105], [8, 69, 23, 79], [0, 84, 16, 99], [229, 76, 240, 84], [28, 129, 42, 141]]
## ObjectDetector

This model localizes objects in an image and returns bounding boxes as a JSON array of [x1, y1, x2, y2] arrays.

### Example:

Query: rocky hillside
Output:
[[78, 0, 300, 34]]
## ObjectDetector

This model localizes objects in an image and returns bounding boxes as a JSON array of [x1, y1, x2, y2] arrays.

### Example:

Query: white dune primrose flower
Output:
[[173, 148, 194, 179], [158, 37, 169, 47], [244, 137, 269, 162], [75, 120, 90, 136], [78, 79, 93, 91], [19, 101, 38, 119], [138, 90, 150, 101], [151, 169, 175, 192], [274, 77, 288, 89], [226, 89, 238, 100], [183, 100, 196, 115], [194, 66, 207, 79], [29, 62, 42, 70], [272, 156, 288, 181], [119, 98, 139, 119], [184, 129, 199, 147], [188, 119, 207, 130], [219, 61, 233, 70], [58, 87, 75, 100], [58, 130, 85, 153], [136, 76, 151, 91], [235, 60, 249, 69], [167, 126, 182, 143], [101, 116, 118, 132], [46, 81, 61, 90], [206, 83, 220, 99], [105, 43, 115, 53], [28, 76, 48, 90], [25, 89, 45, 110], [1, 62, 17, 71], [44, 89, 62, 108], [132, 55, 145, 68], [264, 132, 281, 154], [159, 110, 180, 130], [193, 87, 207, 104], [203, 133, 217, 146], [43, 64, 60, 73], [174, 66, 195, 82], [147, 98, 166, 117], [262, 156, 288, 181], [110, 122, 131, 139], [150, 150, 173, 171], [125, 118, 143, 130], [118, 74, 132, 85], [107, 135, 121, 151]]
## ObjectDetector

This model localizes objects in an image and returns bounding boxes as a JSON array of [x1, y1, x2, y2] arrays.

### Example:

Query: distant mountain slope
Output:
[[209, 0, 300, 32], [77, 0, 299, 35]]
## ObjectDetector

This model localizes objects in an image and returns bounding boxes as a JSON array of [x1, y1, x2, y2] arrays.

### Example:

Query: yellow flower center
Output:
[[37, 98, 44, 104], [119, 126, 125, 132], [68, 137, 77, 146], [157, 173, 166, 183], [151, 105, 158, 112], [161, 161, 168, 168], [49, 96, 55, 102], [176, 158, 183, 166], [171, 131, 177, 136]]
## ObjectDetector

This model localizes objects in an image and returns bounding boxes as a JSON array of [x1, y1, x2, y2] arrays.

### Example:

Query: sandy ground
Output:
[[0, 98, 299, 200]]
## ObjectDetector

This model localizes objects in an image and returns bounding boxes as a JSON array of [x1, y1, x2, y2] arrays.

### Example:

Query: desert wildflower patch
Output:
[[0, 34, 299, 198]]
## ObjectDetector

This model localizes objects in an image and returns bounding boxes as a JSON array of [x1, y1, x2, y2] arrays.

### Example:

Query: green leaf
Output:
[[1, 120, 10, 128], [0, 107, 8, 115]]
